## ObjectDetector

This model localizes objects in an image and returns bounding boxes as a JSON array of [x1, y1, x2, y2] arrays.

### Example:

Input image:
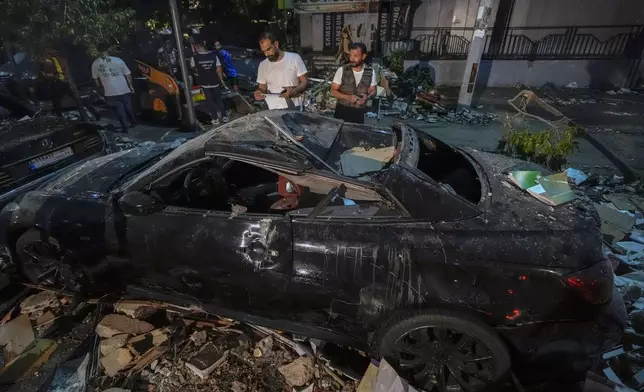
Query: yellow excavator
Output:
[[123, 29, 253, 126]]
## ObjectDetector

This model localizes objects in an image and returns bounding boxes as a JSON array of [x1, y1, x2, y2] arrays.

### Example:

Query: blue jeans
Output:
[[106, 93, 136, 132]]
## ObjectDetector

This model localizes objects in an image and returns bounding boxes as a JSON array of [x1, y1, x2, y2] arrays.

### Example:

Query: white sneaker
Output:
[[211, 118, 220, 125], [222, 116, 230, 123]]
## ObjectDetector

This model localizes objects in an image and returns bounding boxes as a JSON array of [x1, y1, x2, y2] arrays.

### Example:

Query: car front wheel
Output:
[[378, 309, 511, 392], [15, 229, 86, 292]]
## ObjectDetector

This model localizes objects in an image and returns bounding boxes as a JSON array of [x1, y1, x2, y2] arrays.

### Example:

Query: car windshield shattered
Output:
[[282, 112, 397, 178]]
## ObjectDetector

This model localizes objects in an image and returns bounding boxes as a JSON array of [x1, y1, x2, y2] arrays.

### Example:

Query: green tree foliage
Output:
[[2, 0, 135, 56], [1, 0, 134, 121], [497, 118, 582, 171]]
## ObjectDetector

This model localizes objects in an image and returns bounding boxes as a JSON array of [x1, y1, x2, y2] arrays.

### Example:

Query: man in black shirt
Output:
[[190, 41, 228, 124]]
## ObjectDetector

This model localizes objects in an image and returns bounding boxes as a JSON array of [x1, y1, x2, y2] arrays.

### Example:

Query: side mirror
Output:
[[118, 191, 165, 216]]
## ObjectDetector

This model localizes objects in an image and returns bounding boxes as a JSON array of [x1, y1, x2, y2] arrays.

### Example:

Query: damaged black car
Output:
[[0, 117, 115, 209], [0, 111, 625, 391]]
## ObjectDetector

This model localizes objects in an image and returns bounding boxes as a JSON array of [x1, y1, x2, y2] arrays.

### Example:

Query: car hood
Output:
[[41, 144, 171, 195], [463, 149, 597, 231]]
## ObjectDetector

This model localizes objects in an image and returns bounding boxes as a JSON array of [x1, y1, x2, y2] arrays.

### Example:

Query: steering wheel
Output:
[[182, 167, 219, 204]]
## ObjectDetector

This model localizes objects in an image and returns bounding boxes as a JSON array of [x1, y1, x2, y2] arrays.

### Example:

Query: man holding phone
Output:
[[254, 32, 308, 110], [330, 43, 376, 124]]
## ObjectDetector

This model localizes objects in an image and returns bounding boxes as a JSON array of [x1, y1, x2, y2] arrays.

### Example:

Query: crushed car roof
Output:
[[203, 111, 344, 168]]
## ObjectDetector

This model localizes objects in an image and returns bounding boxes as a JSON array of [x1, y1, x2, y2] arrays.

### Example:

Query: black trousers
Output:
[[203, 86, 226, 120], [334, 104, 366, 124], [106, 93, 136, 132]]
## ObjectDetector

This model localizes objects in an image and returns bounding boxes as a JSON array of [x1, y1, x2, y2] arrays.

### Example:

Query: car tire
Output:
[[378, 309, 511, 392], [15, 229, 86, 292]]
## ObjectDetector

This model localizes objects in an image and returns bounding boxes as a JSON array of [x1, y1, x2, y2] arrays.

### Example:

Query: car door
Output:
[[286, 191, 424, 337], [116, 161, 294, 316]]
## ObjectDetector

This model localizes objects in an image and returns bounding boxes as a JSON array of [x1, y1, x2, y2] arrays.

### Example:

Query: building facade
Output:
[[295, 0, 644, 88]]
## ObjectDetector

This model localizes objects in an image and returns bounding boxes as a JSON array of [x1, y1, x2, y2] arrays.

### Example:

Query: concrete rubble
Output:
[[567, 166, 644, 391]]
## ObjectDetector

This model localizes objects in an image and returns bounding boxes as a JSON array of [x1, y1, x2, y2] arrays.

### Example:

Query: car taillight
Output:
[[562, 259, 613, 304]]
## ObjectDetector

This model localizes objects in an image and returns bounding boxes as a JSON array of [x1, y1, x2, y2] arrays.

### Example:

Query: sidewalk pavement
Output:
[[366, 115, 621, 178], [367, 85, 644, 178]]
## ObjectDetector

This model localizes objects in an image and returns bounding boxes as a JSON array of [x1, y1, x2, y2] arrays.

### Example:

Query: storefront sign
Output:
[[295, 1, 374, 14]]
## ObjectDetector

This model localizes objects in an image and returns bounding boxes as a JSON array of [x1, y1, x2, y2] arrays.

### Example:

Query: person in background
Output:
[[158, 40, 179, 77], [41, 49, 101, 120], [213, 41, 238, 92], [91, 43, 136, 133], [254, 32, 308, 110], [191, 40, 228, 124], [330, 43, 376, 124]]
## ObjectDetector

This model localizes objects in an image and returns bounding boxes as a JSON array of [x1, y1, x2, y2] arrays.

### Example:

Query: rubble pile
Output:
[[89, 300, 366, 392], [0, 288, 84, 384], [567, 169, 644, 391]]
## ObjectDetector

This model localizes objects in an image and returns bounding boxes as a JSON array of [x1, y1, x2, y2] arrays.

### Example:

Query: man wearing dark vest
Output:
[[330, 43, 376, 124], [190, 40, 228, 124]]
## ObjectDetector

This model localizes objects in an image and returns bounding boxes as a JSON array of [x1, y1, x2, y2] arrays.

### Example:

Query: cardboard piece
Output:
[[340, 146, 395, 177], [0, 314, 36, 361], [0, 339, 57, 384], [100, 348, 133, 377]]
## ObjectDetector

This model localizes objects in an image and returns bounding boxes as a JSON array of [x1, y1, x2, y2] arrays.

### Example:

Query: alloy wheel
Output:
[[20, 235, 83, 291], [391, 326, 495, 392]]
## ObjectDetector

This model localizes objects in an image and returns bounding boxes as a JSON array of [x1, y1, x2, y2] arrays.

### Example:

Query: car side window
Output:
[[146, 158, 327, 215]]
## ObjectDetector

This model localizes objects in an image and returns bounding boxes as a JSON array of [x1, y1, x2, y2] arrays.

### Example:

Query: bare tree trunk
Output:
[[64, 65, 90, 122]]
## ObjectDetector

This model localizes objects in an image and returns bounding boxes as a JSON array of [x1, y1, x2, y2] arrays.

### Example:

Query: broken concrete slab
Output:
[[278, 356, 315, 387], [100, 347, 133, 376], [595, 204, 635, 245], [114, 301, 158, 319], [35, 311, 56, 329], [185, 342, 229, 380], [0, 339, 57, 384], [189, 330, 207, 346], [0, 314, 35, 361], [100, 334, 129, 357], [607, 194, 639, 211], [253, 335, 273, 358], [127, 329, 168, 356], [20, 291, 60, 314], [95, 314, 154, 338]]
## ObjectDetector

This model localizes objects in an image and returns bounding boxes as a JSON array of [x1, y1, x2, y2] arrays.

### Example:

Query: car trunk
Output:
[[0, 118, 104, 194], [463, 149, 604, 270]]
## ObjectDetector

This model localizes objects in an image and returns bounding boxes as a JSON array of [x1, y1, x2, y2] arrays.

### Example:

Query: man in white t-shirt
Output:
[[330, 43, 376, 124], [91, 43, 136, 133], [254, 32, 308, 110]]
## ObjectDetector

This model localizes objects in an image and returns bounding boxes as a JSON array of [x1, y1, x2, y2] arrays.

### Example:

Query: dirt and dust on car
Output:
[[0, 110, 640, 391]]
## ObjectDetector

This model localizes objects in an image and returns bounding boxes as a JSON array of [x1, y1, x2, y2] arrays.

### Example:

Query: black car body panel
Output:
[[0, 117, 114, 208], [0, 111, 624, 382]]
